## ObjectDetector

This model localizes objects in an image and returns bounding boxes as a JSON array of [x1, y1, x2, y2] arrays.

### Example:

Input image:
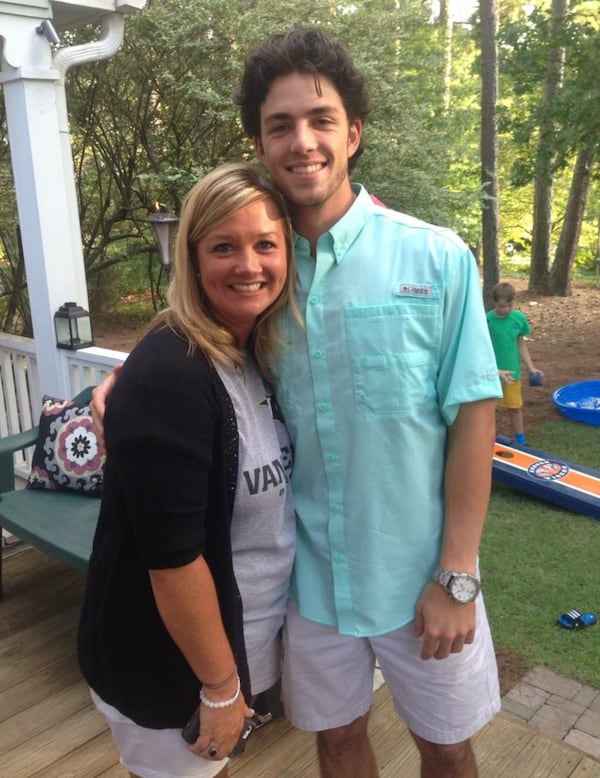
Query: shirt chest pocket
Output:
[[343, 303, 439, 416]]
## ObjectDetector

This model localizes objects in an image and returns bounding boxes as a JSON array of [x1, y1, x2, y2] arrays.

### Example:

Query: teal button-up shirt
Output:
[[274, 186, 501, 636]]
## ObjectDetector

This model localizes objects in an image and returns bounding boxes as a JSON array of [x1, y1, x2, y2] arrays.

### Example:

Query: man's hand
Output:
[[91, 364, 122, 454], [498, 369, 514, 384], [414, 582, 476, 660]]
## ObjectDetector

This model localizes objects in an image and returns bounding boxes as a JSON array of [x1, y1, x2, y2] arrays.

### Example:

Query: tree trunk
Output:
[[528, 0, 568, 292], [0, 225, 31, 336], [480, 0, 500, 309], [439, 0, 453, 113], [549, 136, 597, 296]]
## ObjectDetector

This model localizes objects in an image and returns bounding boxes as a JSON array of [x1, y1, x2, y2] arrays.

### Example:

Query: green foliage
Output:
[[1, 0, 599, 326], [500, 256, 599, 280], [497, 2, 600, 293], [506, 9, 600, 158], [64, 0, 485, 315], [93, 293, 155, 334], [482, 419, 600, 686]]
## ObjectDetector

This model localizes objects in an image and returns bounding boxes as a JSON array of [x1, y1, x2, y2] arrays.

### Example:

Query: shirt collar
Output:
[[293, 184, 375, 264]]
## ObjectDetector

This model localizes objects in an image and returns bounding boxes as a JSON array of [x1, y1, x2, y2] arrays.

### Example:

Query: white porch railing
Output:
[[0, 333, 128, 477]]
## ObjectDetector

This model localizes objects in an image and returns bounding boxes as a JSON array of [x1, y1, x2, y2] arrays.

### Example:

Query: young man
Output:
[[235, 28, 503, 778], [93, 27, 503, 778]]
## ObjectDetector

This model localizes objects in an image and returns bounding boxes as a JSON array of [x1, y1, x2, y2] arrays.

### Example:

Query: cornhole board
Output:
[[492, 436, 600, 521]]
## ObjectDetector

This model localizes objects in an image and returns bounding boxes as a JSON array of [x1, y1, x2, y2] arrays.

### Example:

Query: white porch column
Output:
[[0, 17, 86, 397], [0, 12, 129, 399], [1, 70, 88, 398]]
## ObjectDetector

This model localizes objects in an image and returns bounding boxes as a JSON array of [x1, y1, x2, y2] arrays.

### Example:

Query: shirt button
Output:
[[313, 349, 323, 358], [325, 453, 337, 462], [318, 402, 330, 412], [331, 504, 341, 513], [309, 295, 319, 304]]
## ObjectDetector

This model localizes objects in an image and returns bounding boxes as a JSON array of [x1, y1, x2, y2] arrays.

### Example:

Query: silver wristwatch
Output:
[[433, 566, 480, 604]]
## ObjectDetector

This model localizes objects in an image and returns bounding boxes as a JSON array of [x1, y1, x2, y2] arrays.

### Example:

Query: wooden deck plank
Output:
[[2, 547, 600, 778], [0, 565, 84, 638], [473, 715, 600, 776], [0, 680, 91, 755], [0, 706, 109, 777], [570, 762, 600, 777], [0, 610, 78, 688], [1, 544, 74, 595], [97, 765, 128, 777], [230, 715, 318, 776], [0, 652, 82, 722], [28, 729, 121, 778]]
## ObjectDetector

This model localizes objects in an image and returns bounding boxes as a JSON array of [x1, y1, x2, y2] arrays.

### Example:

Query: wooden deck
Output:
[[2, 545, 600, 778]]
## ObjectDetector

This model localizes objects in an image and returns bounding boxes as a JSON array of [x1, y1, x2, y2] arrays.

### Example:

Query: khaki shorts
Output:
[[498, 378, 523, 409], [282, 597, 500, 745], [90, 690, 227, 778]]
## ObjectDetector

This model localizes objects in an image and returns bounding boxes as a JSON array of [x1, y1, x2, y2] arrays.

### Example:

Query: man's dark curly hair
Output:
[[234, 27, 371, 171]]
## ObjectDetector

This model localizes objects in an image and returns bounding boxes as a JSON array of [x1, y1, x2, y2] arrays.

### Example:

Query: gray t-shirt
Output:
[[215, 357, 295, 694]]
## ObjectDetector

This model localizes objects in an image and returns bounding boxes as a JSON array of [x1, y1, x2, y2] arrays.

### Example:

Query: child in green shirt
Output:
[[486, 282, 543, 445]]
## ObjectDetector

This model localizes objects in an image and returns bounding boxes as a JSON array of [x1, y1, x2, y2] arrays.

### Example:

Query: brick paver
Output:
[[577, 709, 600, 739], [505, 681, 549, 711], [502, 665, 600, 762], [529, 704, 580, 739], [574, 686, 600, 709], [521, 666, 582, 699], [564, 729, 600, 760]]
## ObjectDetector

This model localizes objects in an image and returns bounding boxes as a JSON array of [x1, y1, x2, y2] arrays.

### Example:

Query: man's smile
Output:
[[288, 162, 327, 174]]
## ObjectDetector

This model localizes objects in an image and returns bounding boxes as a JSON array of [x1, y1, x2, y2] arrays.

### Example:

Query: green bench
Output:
[[0, 387, 100, 600]]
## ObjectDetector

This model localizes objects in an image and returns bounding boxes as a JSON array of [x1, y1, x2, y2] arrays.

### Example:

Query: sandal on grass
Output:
[[557, 609, 597, 629]]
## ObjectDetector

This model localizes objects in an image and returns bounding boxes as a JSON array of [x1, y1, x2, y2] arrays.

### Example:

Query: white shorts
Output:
[[282, 597, 500, 745], [90, 690, 227, 778]]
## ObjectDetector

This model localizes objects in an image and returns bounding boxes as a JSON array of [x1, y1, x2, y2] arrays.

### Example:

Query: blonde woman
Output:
[[78, 163, 297, 778]]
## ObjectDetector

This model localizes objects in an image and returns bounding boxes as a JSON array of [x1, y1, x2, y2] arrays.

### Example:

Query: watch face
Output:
[[449, 574, 479, 603]]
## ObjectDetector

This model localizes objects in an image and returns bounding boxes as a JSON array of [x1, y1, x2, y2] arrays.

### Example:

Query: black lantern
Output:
[[148, 208, 179, 270], [54, 302, 94, 350]]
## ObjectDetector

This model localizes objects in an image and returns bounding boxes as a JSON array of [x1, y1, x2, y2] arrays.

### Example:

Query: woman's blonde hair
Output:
[[155, 162, 297, 377]]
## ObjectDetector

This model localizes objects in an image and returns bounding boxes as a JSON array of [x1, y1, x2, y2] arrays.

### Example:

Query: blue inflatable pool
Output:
[[552, 380, 600, 426]]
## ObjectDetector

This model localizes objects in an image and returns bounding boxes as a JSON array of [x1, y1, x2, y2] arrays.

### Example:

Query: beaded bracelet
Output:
[[200, 676, 241, 709], [202, 668, 237, 690]]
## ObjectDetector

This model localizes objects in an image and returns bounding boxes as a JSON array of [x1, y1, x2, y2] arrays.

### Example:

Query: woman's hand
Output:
[[187, 695, 253, 760], [149, 558, 250, 760], [90, 365, 122, 454]]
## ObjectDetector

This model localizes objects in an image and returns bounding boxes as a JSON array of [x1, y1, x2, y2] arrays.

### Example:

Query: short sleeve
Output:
[[437, 247, 502, 424]]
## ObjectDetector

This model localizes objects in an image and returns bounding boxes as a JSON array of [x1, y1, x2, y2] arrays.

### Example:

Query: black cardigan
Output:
[[78, 326, 251, 728]]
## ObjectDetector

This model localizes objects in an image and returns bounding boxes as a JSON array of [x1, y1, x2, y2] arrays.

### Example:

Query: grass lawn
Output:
[[481, 419, 600, 688]]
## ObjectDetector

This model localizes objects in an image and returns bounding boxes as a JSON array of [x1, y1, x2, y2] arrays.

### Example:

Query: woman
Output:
[[78, 162, 298, 778]]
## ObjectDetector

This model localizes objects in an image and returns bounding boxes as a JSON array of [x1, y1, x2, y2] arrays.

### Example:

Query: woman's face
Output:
[[195, 197, 288, 346]]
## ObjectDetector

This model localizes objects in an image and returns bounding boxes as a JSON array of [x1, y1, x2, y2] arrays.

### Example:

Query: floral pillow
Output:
[[26, 396, 104, 496]]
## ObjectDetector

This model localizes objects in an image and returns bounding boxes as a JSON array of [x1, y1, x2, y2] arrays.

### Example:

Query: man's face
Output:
[[254, 72, 361, 222]]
